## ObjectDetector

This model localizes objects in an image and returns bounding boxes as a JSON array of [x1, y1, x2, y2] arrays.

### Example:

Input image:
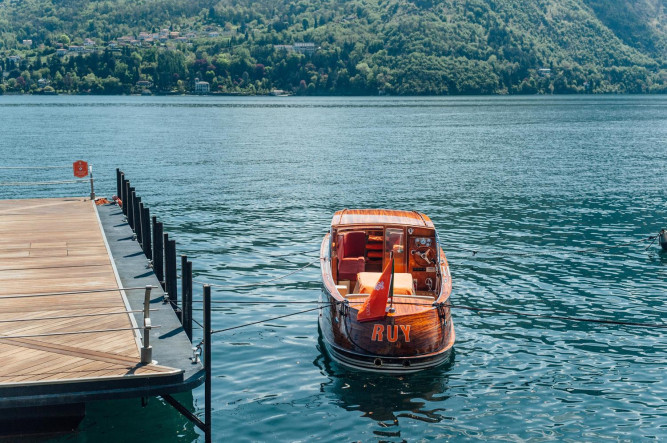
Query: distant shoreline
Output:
[[2, 91, 665, 97]]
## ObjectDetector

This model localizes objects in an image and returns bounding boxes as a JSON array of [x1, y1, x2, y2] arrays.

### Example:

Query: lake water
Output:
[[0, 95, 666, 442]]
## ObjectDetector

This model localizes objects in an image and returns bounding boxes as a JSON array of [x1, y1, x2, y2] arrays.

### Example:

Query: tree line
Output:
[[0, 0, 665, 95]]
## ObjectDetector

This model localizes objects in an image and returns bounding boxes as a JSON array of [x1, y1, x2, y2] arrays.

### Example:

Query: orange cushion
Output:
[[367, 250, 383, 258], [366, 243, 383, 250], [355, 272, 415, 295]]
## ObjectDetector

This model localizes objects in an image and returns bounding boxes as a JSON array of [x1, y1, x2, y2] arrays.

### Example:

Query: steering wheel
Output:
[[411, 247, 434, 266]]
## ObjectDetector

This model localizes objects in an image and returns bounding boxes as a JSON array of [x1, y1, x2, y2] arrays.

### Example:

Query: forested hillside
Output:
[[0, 0, 665, 94]]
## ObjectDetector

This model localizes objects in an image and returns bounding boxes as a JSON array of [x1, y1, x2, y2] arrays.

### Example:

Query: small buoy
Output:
[[660, 229, 667, 251]]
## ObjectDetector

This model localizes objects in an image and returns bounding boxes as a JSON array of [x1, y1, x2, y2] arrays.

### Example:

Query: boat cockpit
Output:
[[330, 225, 441, 301]]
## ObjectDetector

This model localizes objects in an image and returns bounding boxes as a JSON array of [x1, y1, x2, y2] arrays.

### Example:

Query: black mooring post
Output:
[[116, 168, 121, 198], [164, 236, 178, 313], [128, 188, 136, 229], [123, 180, 130, 216], [137, 201, 144, 244], [142, 206, 152, 260], [181, 255, 189, 328], [152, 217, 164, 289], [135, 198, 143, 244], [185, 260, 193, 340], [203, 284, 212, 443], [120, 173, 126, 210]]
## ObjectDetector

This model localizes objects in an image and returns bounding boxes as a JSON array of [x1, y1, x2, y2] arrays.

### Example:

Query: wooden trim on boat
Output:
[[331, 209, 434, 229]]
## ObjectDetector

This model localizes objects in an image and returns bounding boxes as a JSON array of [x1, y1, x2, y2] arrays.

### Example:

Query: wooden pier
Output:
[[0, 195, 205, 434], [0, 197, 176, 384]]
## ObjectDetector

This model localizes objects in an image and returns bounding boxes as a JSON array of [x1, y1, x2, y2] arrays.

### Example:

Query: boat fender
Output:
[[660, 229, 667, 251]]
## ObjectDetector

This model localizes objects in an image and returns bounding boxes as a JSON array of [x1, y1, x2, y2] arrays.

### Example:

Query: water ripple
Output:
[[1, 96, 665, 441]]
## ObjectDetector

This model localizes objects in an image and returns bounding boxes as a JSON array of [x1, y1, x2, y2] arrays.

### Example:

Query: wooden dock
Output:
[[0, 196, 204, 422], [0, 197, 178, 385]]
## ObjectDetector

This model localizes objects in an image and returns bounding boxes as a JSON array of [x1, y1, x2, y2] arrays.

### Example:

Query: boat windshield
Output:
[[385, 227, 406, 273]]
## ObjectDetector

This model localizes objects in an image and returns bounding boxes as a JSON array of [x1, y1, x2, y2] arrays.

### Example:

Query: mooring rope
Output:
[[186, 232, 666, 335], [188, 233, 661, 292], [209, 304, 331, 334], [456, 234, 659, 258], [194, 258, 321, 289], [198, 298, 666, 332], [443, 304, 667, 329], [163, 294, 205, 330]]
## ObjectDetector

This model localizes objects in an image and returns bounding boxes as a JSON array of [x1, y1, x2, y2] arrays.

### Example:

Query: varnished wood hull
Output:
[[320, 212, 455, 373], [318, 286, 455, 373]]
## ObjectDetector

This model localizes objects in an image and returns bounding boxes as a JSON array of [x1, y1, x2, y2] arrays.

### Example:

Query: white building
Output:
[[293, 42, 316, 54], [194, 79, 210, 94]]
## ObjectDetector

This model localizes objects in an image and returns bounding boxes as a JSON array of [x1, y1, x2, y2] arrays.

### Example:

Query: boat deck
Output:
[[346, 294, 433, 315], [0, 198, 201, 406]]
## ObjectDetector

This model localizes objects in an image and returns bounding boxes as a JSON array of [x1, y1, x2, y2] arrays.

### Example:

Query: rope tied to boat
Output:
[[186, 231, 666, 339], [201, 298, 666, 332], [441, 303, 667, 329], [193, 257, 321, 289], [458, 232, 661, 258], [208, 303, 332, 335]]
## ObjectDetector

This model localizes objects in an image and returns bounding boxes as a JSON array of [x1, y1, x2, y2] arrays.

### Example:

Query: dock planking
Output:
[[0, 198, 179, 387]]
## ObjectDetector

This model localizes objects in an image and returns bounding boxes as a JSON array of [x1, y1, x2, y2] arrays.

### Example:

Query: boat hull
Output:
[[318, 286, 455, 373], [319, 321, 454, 373]]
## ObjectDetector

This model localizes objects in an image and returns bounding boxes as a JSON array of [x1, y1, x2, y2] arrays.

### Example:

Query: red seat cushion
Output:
[[338, 257, 365, 281], [337, 231, 367, 281], [342, 231, 366, 257]]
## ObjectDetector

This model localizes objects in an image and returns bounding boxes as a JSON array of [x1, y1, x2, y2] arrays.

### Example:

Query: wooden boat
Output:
[[319, 209, 455, 372]]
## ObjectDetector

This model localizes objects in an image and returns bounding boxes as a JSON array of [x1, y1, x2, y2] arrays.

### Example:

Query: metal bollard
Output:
[[141, 285, 153, 364], [88, 165, 95, 200]]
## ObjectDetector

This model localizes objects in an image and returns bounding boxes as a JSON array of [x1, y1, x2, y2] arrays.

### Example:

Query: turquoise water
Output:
[[0, 95, 666, 441]]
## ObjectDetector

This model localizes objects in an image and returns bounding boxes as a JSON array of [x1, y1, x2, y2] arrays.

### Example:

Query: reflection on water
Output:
[[314, 335, 456, 427], [314, 335, 459, 441]]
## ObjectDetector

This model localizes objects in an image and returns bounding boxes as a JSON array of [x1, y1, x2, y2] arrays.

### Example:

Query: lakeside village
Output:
[[0, 27, 316, 96], [0, 25, 577, 97]]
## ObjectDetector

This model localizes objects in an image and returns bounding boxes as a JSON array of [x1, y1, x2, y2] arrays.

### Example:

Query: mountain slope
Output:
[[0, 0, 664, 94]]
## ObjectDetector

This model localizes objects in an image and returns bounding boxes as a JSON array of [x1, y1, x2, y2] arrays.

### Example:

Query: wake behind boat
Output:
[[319, 209, 455, 373]]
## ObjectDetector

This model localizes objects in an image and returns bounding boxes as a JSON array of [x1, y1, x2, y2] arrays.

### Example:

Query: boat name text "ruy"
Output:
[[371, 324, 411, 342]]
